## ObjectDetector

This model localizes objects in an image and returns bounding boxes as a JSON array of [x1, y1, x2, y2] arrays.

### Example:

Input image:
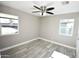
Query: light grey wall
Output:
[[0, 5, 79, 49], [40, 13, 79, 47], [0, 5, 40, 49]]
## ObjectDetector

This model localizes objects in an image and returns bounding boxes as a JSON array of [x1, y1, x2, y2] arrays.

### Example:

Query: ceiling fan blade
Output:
[[46, 12, 54, 15], [46, 7, 54, 11], [32, 11, 40, 13], [33, 5, 41, 10]]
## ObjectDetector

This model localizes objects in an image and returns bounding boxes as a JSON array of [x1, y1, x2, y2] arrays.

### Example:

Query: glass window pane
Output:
[[12, 20, 18, 24], [1, 27, 18, 35], [0, 13, 19, 35], [0, 18, 10, 23], [59, 19, 74, 36]]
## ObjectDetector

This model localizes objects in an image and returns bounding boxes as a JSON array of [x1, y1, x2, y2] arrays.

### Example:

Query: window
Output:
[[0, 13, 19, 35], [59, 19, 74, 36], [0, 18, 10, 23]]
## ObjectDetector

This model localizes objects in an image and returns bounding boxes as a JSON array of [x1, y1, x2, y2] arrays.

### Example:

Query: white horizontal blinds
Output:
[[0, 13, 18, 19]]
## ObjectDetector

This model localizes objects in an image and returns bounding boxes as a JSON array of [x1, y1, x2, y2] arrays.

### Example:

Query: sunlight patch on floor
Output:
[[50, 51, 70, 58]]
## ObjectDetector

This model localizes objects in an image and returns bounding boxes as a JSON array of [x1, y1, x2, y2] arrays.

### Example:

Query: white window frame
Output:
[[0, 13, 19, 36], [59, 19, 74, 36]]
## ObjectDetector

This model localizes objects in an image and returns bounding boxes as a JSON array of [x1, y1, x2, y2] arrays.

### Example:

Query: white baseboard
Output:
[[38, 37, 76, 50], [0, 37, 76, 52], [0, 37, 38, 52]]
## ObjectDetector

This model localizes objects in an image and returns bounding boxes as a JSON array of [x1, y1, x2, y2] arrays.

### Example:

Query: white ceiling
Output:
[[0, 1, 79, 17]]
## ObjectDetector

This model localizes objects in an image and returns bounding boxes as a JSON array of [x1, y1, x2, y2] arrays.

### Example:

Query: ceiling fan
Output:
[[32, 5, 55, 16]]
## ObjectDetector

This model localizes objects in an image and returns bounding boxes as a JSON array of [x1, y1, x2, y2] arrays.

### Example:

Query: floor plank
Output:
[[1, 39, 76, 58]]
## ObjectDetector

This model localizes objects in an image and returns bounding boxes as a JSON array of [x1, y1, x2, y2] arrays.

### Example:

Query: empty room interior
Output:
[[0, 1, 79, 58]]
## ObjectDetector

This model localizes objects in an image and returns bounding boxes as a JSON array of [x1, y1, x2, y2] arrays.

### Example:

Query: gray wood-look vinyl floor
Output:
[[1, 39, 76, 58]]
